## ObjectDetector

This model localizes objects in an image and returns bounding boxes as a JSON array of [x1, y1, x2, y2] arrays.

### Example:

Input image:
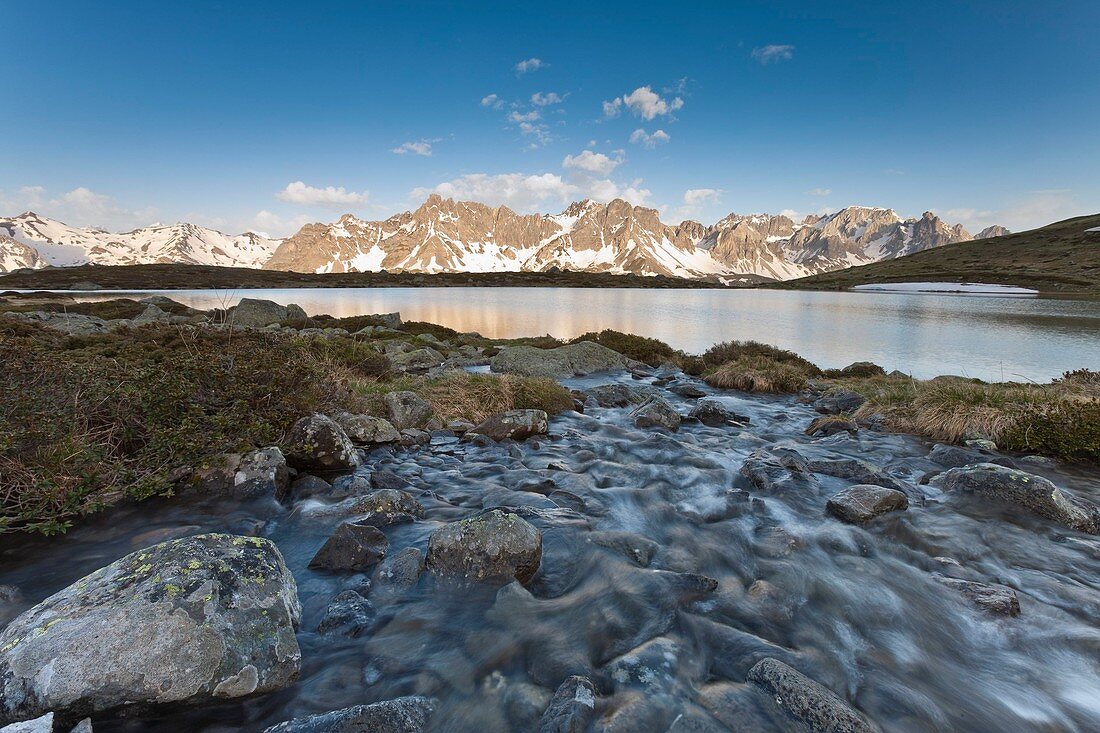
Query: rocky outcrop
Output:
[[427, 510, 542, 584], [0, 534, 301, 724], [469, 410, 549, 442], [263, 696, 437, 733], [384, 391, 436, 431], [283, 414, 361, 472], [932, 463, 1099, 533], [491, 342, 636, 378], [747, 658, 880, 733], [826, 485, 909, 524]]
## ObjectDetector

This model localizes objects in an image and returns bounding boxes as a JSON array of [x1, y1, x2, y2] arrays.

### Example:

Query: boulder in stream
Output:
[[427, 509, 542, 585], [469, 409, 550, 442], [747, 658, 881, 733], [826, 485, 909, 524], [932, 463, 1099, 534], [538, 676, 598, 733], [284, 414, 361, 472], [935, 576, 1021, 616], [805, 416, 859, 437], [630, 396, 681, 431], [0, 534, 301, 724], [263, 696, 437, 733], [309, 520, 389, 572]]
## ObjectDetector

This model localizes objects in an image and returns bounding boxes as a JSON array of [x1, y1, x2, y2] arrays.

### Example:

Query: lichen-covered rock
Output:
[[469, 410, 549, 442], [384, 391, 436, 431], [332, 413, 400, 444], [390, 347, 445, 371], [284, 414, 360, 472], [348, 489, 425, 526], [747, 658, 880, 733], [0, 534, 301, 724], [936, 577, 1021, 616], [585, 383, 653, 407], [317, 590, 377, 636], [740, 448, 817, 494], [932, 463, 1099, 534], [630, 396, 681, 431], [427, 509, 542, 585], [233, 447, 289, 499], [0, 713, 54, 733], [263, 696, 436, 733], [538, 676, 598, 733], [826, 485, 909, 524], [491, 342, 637, 378], [309, 520, 389, 572]]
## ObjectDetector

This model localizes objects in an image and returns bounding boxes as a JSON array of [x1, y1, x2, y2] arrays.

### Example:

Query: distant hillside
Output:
[[781, 214, 1100, 294]]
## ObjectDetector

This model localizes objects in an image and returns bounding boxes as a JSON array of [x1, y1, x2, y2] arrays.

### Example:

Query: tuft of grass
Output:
[[703, 355, 814, 394], [569, 329, 678, 366], [702, 340, 822, 375]]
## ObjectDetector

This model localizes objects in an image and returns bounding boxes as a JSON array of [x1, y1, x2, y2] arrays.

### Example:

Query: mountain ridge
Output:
[[1, 198, 1005, 279]]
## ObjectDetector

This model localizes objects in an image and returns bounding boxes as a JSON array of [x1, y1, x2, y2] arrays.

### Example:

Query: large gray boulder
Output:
[[0, 534, 301, 724], [263, 696, 436, 733], [826, 485, 909, 524], [932, 463, 1099, 534], [490, 342, 636, 378], [228, 298, 296, 327], [332, 413, 400, 444], [0, 713, 54, 733], [747, 658, 880, 733], [427, 509, 542, 585], [630, 396, 681, 431], [469, 410, 549, 442], [284, 414, 360, 472], [384, 391, 436, 431], [390, 348, 445, 371], [234, 447, 290, 499]]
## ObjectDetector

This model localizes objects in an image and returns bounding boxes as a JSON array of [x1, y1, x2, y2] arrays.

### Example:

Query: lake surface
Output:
[[74, 287, 1100, 381]]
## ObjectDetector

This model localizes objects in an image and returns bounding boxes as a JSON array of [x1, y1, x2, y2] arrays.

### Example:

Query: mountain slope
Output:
[[781, 214, 1100, 294], [0, 234, 43, 272], [0, 213, 282, 269]]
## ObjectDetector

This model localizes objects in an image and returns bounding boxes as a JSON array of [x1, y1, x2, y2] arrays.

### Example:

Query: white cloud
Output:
[[752, 44, 795, 64], [629, 128, 671, 148], [0, 185, 156, 231], [531, 91, 563, 106], [605, 86, 683, 121], [480, 93, 504, 110], [562, 150, 623, 176], [944, 189, 1081, 232], [251, 210, 314, 237], [674, 188, 722, 220], [275, 181, 369, 208], [412, 171, 652, 213], [507, 110, 552, 146], [508, 110, 540, 123], [807, 187, 831, 197], [392, 140, 435, 156], [514, 57, 546, 75]]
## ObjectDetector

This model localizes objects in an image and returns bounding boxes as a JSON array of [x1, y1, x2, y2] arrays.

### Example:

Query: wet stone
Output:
[[317, 589, 377, 636], [309, 520, 389, 572], [262, 695, 437, 733], [747, 658, 881, 733], [826, 485, 909, 524], [538, 675, 598, 733], [936, 576, 1021, 616], [426, 510, 543, 585]]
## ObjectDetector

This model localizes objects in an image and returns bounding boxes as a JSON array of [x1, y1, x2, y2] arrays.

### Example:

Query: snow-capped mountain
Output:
[[0, 212, 282, 271], [265, 197, 990, 280], [0, 201, 1003, 280]]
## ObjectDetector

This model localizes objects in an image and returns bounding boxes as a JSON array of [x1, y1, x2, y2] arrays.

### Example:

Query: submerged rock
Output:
[[469, 409, 550, 442], [263, 696, 436, 733], [936, 576, 1021, 616], [588, 530, 660, 567], [309, 520, 389, 572], [0, 534, 301, 724], [491, 342, 636, 378], [630, 396, 681, 431], [932, 463, 1099, 534], [809, 457, 908, 492], [747, 658, 880, 733], [384, 391, 436, 431], [826, 485, 909, 524], [538, 676, 598, 733], [284, 414, 360, 472], [427, 509, 542, 585]]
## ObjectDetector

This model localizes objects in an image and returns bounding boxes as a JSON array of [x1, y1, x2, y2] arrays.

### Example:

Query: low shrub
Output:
[[702, 340, 822, 375], [569, 329, 678, 366], [821, 361, 886, 379], [703, 355, 813, 394]]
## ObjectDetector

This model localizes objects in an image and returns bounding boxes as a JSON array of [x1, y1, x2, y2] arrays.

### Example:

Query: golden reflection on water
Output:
[[81, 287, 1100, 382]]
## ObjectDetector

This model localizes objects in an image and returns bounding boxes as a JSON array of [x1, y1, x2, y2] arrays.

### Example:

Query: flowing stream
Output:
[[1, 369, 1097, 732]]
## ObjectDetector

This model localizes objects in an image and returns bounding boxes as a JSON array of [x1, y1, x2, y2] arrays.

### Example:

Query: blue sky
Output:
[[2, 0, 1097, 236]]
